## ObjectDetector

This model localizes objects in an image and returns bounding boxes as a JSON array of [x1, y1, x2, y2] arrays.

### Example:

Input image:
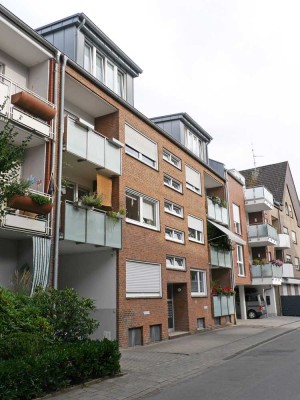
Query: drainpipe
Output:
[[51, 51, 60, 177], [75, 17, 86, 62], [53, 54, 67, 289]]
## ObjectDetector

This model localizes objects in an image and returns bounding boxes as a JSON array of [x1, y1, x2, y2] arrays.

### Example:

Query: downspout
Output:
[[50, 51, 61, 182], [75, 17, 86, 62], [53, 54, 67, 289]]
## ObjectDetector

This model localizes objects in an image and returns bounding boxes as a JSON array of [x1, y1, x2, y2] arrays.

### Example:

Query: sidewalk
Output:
[[48, 317, 300, 400]]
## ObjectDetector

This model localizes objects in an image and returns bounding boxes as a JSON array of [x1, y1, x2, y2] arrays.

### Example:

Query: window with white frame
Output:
[[126, 260, 162, 298], [125, 124, 158, 168], [232, 204, 241, 235], [163, 174, 182, 193], [286, 254, 292, 263], [292, 231, 297, 244], [166, 255, 186, 271], [285, 202, 289, 215], [164, 200, 183, 218], [184, 128, 206, 161], [83, 42, 126, 99], [237, 245, 245, 276], [289, 205, 293, 218], [283, 226, 288, 234], [295, 257, 299, 270], [125, 189, 159, 229], [165, 227, 184, 243], [163, 149, 181, 169], [191, 269, 207, 296], [185, 165, 201, 194], [188, 215, 204, 244]]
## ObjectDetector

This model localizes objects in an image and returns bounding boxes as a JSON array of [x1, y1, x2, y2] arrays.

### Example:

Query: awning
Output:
[[208, 220, 246, 245]]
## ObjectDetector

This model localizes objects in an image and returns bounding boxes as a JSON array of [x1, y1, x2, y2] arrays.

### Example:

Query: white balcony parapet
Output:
[[276, 233, 291, 250], [248, 224, 278, 247], [0, 73, 55, 138], [207, 198, 229, 225], [251, 263, 283, 279], [282, 263, 295, 278], [65, 116, 121, 176], [63, 201, 122, 248], [244, 186, 273, 212], [210, 246, 232, 268]]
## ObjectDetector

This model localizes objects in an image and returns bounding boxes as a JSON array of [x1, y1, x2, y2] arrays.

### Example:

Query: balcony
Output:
[[1, 190, 52, 236], [207, 198, 229, 225], [210, 247, 232, 269], [275, 233, 291, 250], [282, 263, 295, 278], [62, 201, 122, 249], [64, 116, 121, 177], [0, 74, 55, 138], [248, 224, 278, 247], [251, 263, 283, 285], [213, 295, 235, 317], [244, 186, 273, 212]]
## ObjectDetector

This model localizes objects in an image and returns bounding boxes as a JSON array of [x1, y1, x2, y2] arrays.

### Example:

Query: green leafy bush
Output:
[[80, 193, 102, 208], [32, 287, 99, 342], [28, 193, 52, 205], [0, 332, 45, 360], [0, 339, 121, 399]]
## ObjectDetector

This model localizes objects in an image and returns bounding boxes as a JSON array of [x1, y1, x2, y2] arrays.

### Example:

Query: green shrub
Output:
[[32, 287, 100, 342], [28, 193, 52, 205], [0, 332, 45, 360], [0, 339, 121, 399]]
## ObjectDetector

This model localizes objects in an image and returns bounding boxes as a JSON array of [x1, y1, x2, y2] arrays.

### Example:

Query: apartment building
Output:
[[0, 5, 57, 293], [241, 162, 300, 316]]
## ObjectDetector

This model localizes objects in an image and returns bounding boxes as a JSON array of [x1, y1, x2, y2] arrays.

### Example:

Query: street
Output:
[[143, 328, 300, 400]]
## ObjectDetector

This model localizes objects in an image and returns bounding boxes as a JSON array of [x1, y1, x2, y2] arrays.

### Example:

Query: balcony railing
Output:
[[244, 186, 273, 212], [213, 295, 235, 317], [1, 189, 52, 235], [282, 263, 295, 278], [0, 73, 55, 137], [275, 233, 291, 249], [210, 247, 232, 268], [207, 198, 229, 225], [62, 201, 122, 248], [248, 224, 278, 246], [251, 263, 283, 279], [64, 116, 121, 176]]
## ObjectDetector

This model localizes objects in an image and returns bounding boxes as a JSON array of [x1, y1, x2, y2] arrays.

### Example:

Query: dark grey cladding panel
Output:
[[42, 26, 76, 60], [209, 159, 225, 179], [154, 120, 181, 143]]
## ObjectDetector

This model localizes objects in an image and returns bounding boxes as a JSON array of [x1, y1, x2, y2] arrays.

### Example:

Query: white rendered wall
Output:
[[28, 60, 49, 99], [58, 249, 117, 339], [0, 49, 28, 87]]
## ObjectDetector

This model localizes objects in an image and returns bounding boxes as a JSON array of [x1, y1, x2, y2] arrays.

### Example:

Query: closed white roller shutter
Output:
[[232, 204, 240, 223], [126, 260, 162, 298], [185, 165, 201, 191], [188, 215, 203, 231], [125, 124, 157, 162]]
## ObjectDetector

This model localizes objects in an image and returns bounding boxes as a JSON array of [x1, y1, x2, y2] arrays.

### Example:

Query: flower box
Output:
[[7, 195, 52, 215]]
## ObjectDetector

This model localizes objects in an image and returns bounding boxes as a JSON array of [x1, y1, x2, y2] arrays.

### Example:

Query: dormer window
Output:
[[96, 53, 104, 82], [84, 43, 93, 73], [185, 128, 206, 161]]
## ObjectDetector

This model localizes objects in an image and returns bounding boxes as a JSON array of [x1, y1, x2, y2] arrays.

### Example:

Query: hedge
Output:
[[0, 339, 121, 400]]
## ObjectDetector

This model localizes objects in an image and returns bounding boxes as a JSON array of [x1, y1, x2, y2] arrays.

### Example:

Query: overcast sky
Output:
[[2, 0, 300, 193]]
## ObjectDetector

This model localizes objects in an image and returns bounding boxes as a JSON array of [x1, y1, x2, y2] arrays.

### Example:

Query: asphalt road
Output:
[[142, 328, 300, 400]]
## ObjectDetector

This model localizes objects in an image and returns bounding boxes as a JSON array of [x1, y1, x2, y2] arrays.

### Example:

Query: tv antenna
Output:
[[251, 143, 263, 170]]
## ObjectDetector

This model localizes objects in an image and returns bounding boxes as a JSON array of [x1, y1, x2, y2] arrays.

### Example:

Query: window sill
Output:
[[126, 294, 162, 299], [165, 210, 184, 219], [186, 187, 201, 196], [238, 274, 246, 277], [165, 237, 185, 245], [191, 293, 207, 298], [166, 266, 186, 271], [189, 238, 205, 245], [126, 218, 159, 231], [163, 158, 182, 170], [163, 183, 183, 194]]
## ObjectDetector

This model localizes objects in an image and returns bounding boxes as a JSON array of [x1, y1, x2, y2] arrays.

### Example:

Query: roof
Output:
[[36, 13, 143, 76], [240, 162, 288, 204]]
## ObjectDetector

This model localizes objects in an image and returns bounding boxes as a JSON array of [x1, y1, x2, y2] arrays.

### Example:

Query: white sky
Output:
[[2, 0, 300, 193]]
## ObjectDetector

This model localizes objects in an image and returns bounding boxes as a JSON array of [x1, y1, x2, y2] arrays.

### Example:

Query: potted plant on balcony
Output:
[[5, 179, 52, 215], [106, 208, 126, 224], [79, 193, 102, 209], [271, 259, 283, 267]]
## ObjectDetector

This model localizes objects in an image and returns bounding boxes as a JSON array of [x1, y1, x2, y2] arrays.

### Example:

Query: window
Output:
[[117, 70, 125, 98], [163, 149, 181, 169], [106, 61, 114, 90], [128, 327, 142, 347], [191, 269, 207, 296], [286, 254, 292, 263], [292, 231, 297, 244], [166, 255, 186, 270], [164, 200, 183, 218], [125, 189, 159, 229], [84, 43, 93, 73], [188, 215, 204, 244], [125, 124, 158, 168], [164, 174, 182, 193], [285, 202, 289, 216], [126, 260, 162, 298], [96, 53, 104, 82], [283, 226, 288, 234], [237, 245, 245, 276], [197, 318, 205, 330], [233, 204, 241, 234], [185, 165, 201, 194], [289, 205, 293, 218], [150, 325, 161, 342], [165, 227, 184, 243], [295, 257, 300, 270], [185, 128, 206, 161]]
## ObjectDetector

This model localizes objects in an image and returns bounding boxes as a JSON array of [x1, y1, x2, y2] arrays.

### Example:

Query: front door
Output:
[[167, 284, 174, 331]]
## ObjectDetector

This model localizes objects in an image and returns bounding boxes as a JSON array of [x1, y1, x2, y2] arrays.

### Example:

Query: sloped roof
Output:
[[240, 162, 288, 204]]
